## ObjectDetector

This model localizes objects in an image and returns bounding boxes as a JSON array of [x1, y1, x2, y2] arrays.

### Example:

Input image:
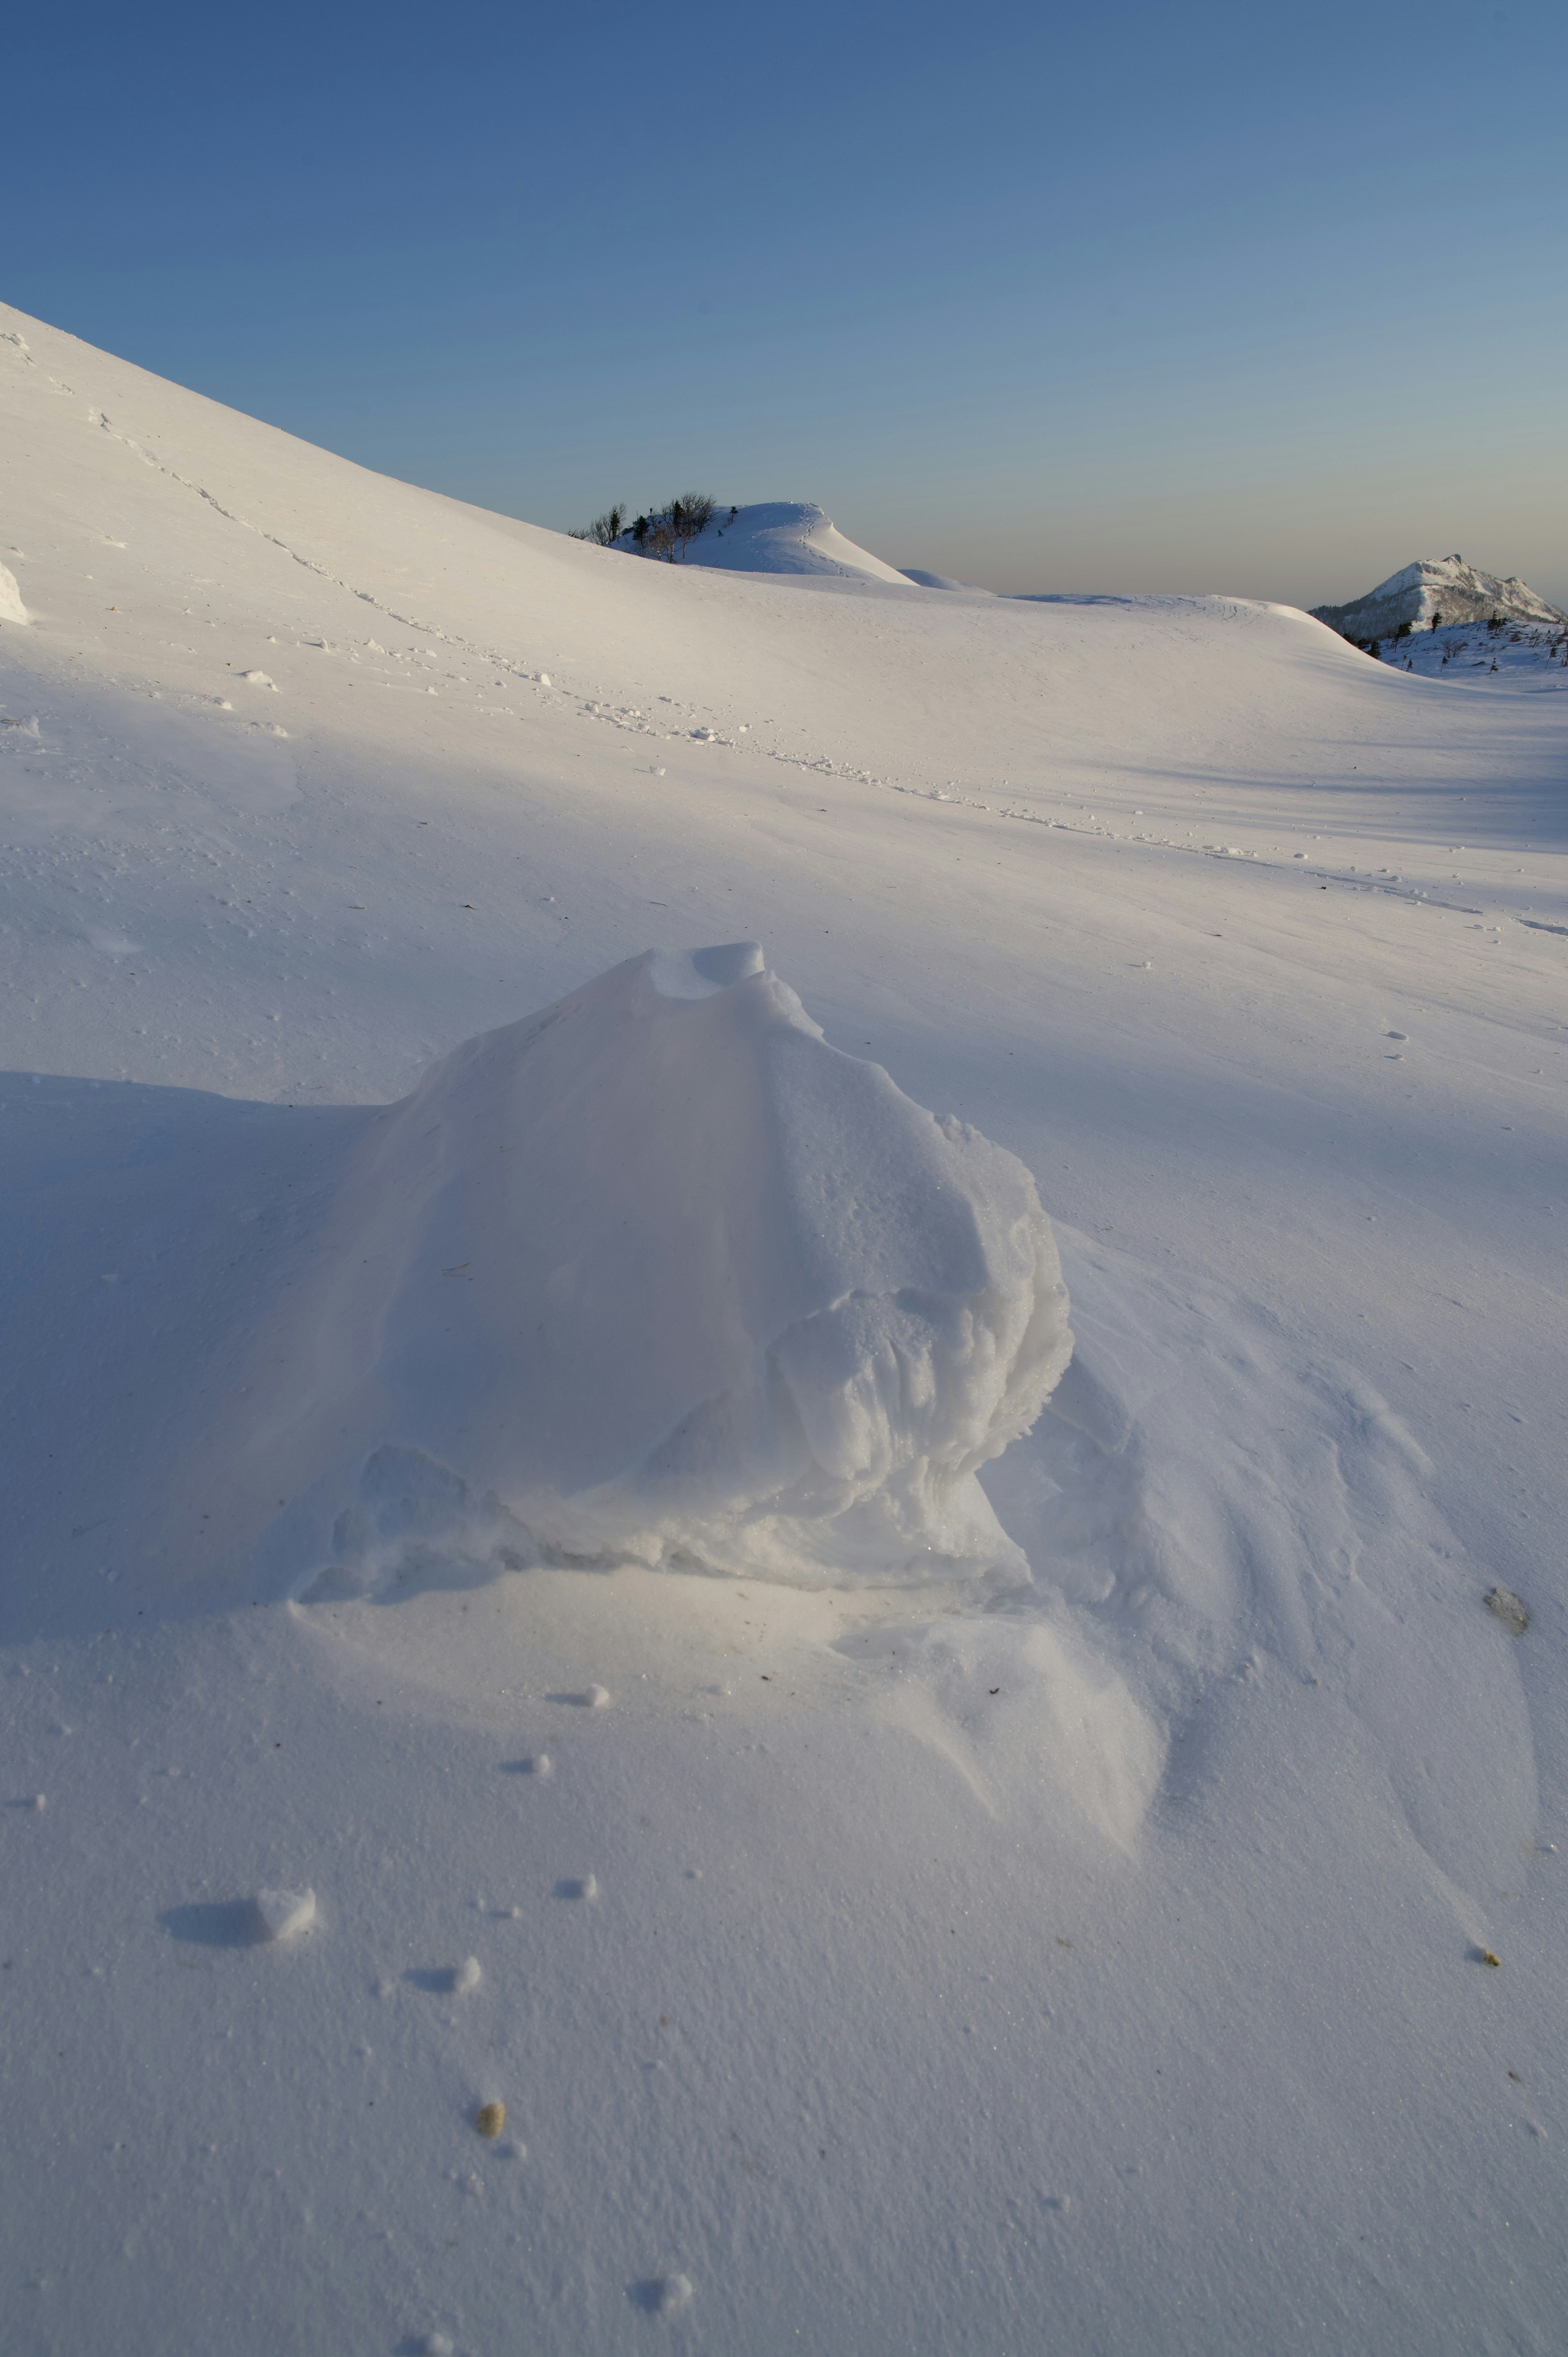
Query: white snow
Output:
[[1314, 552, 1566, 639], [643, 2273, 694, 2317], [2, 298, 1566, 2357], [626, 499, 909, 583], [233, 940, 1068, 1599], [900, 566, 995, 593], [253, 1886, 316, 1942], [1371, 614, 1568, 685], [0, 560, 28, 625]]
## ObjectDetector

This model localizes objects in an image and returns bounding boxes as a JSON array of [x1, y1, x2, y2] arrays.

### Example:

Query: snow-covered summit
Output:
[[1312, 553, 1566, 640], [623, 499, 909, 583]]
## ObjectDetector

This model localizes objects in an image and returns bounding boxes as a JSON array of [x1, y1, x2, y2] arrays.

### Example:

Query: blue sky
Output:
[[7, 0, 1564, 602]]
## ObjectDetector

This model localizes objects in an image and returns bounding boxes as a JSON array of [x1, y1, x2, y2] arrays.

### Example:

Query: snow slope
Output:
[[621, 499, 910, 582], [1377, 615, 1568, 684], [1313, 552, 1567, 640], [3, 302, 1567, 2357]]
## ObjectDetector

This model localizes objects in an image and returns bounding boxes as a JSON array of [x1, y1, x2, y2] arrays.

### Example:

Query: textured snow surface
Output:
[[2, 301, 1566, 2357], [243, 941, 1068, 1599]]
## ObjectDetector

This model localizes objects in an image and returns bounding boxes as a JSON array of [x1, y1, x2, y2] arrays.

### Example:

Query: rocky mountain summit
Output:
[[1313, 554, 1566, 641]]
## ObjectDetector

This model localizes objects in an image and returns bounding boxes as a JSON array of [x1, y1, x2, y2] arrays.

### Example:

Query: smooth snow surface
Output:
[[3, 301, 1567, 2357], [628, 500, 909, 583], [900, 566, 994, 593], [242, 942, 1067, 1598]]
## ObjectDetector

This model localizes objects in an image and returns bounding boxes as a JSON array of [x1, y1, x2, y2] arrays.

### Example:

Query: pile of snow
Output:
[[624, 500, 910, 584], [0, 558, 28, 624], [238, 943, 1071, 1597], [1312, 553, 1566, 640], [253, 1887, 316, 1942]]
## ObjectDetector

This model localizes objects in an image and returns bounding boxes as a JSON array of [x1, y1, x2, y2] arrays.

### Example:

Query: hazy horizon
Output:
[[7, 0, 1564, 609]]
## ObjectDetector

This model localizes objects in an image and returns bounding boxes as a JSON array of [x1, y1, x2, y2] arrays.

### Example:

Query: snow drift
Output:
[[243, 945, 1071, 1595]]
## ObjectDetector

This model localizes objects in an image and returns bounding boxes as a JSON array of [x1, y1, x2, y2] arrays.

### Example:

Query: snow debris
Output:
[[253, 1887, 316, 1942], [556, 1875, 597, 1901], [584, 1683, 611, 1709], [450, 1956, 482, 1994], [1485, 1586, 1529, 1636], [238, 669, 274, 687], [421, 2335, 454, 2357], [263, 945, 1070, 1598], [0, 561, 29, 625], [642, 2273, 694, 2317]]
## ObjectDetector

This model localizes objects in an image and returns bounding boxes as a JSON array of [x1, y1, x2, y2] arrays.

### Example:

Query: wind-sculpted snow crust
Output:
[[247, 945, 1071, 1598]]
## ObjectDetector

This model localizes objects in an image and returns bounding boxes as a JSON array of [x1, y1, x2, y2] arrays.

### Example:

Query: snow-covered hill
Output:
[[618, 498, 909, 582], [2, 302, 1566, 2357], [1314, 552, 1566, 640]]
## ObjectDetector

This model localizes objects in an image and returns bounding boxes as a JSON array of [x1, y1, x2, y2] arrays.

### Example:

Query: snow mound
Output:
[[249, 945, 1071, 1595], [629, 502, 909, 584], [1312, 553, 1566, 640], [0, 560, 29, 625], [254, 1887, 316, 1942], [900, 568, 994, 595]]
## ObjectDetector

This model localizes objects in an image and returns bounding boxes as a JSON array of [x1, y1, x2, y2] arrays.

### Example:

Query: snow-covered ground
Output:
[[1374, 618, 1568, 684], [3, 303, 1566, 2357]]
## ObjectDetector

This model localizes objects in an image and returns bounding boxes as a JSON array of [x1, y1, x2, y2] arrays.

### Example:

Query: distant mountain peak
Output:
[[1312, 555, 1566, 640]]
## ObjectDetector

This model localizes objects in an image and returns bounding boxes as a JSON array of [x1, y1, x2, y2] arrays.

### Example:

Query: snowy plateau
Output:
[[1, 300, 1566, 2357]]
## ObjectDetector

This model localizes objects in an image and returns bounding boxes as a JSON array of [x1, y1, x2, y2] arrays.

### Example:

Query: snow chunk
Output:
[[641, 2274, 694, 2317], [1485, 1585, 1529, 1637], [253, 1887, 316, 1942], [0, 562, 28, 625], [451, 1956, 482, 1994], [259, 944, 1071, 1593], [238, 669, 275, 688]]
